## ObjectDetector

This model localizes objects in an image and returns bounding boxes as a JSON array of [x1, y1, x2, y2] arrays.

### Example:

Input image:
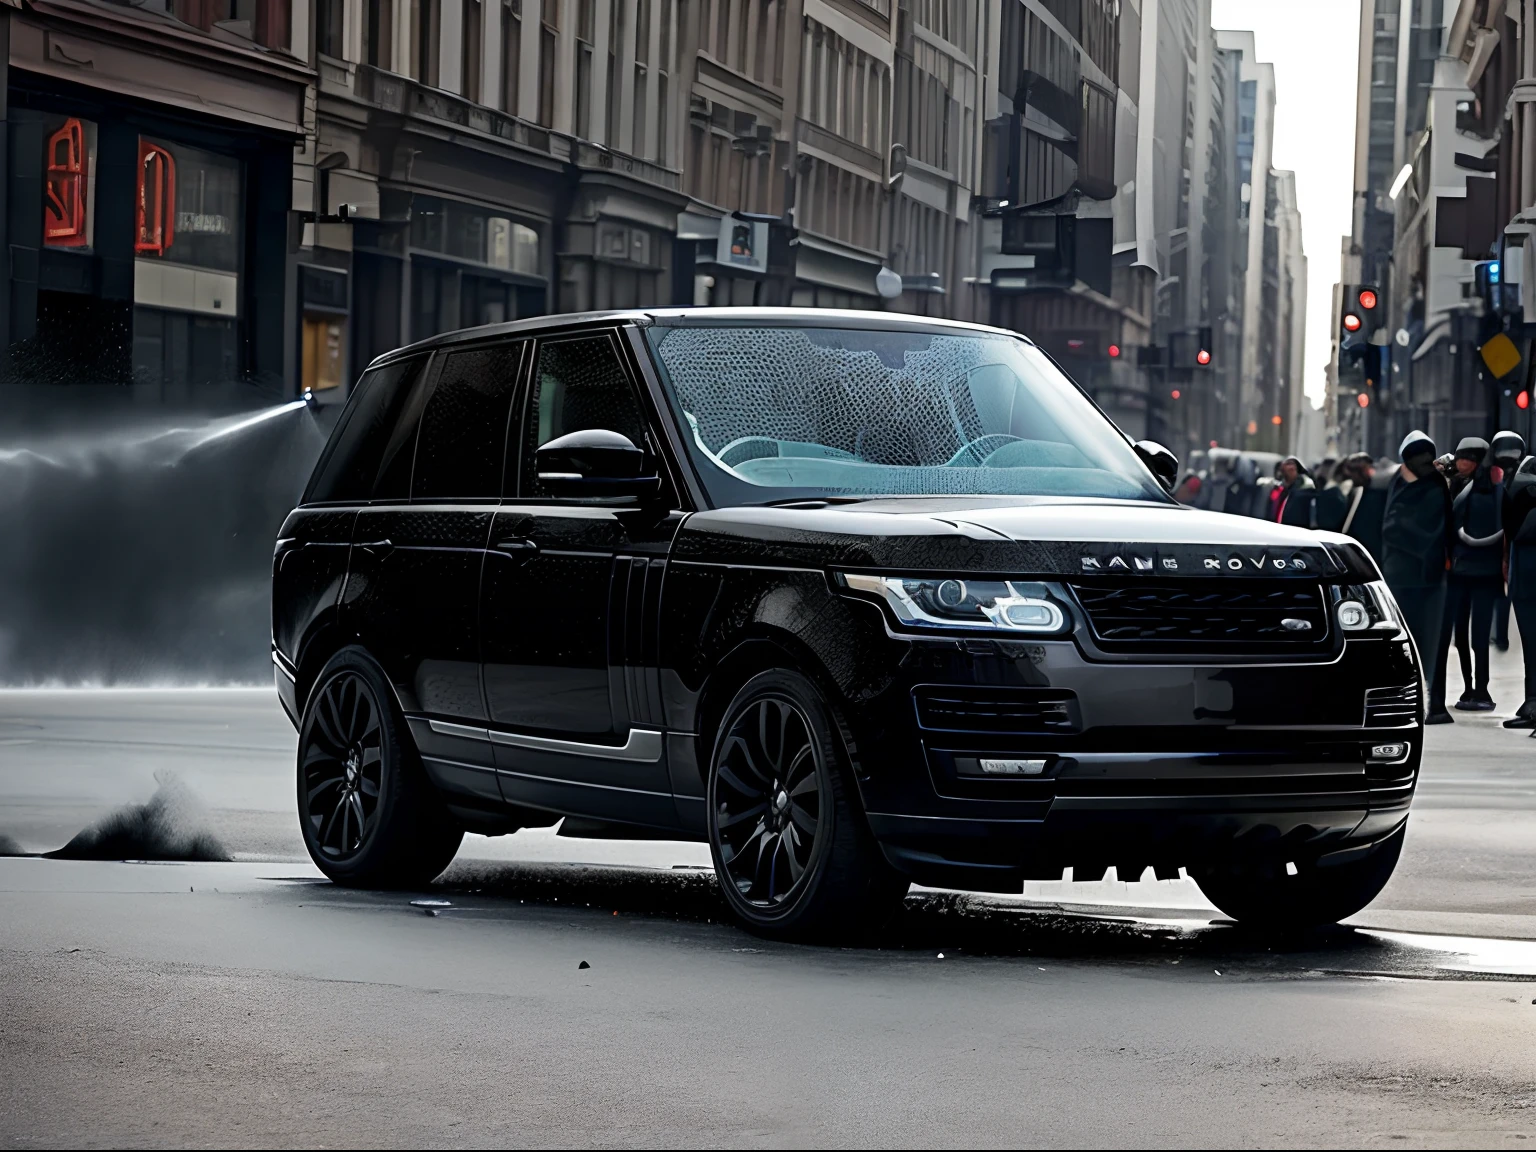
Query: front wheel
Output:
[[297, 648, 463, 888], [1194, 826, 1406, 929], [707, 669, 908, 943]]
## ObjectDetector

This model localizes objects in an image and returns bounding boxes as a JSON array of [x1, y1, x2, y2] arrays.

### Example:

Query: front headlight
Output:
[[844, 574, 1070, 634], [1334, 581, 1403, 637]]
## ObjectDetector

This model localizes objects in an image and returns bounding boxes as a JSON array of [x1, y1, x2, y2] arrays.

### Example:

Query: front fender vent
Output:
[[1364, 683, 1419, 727], [914, 687, 1081, 736]]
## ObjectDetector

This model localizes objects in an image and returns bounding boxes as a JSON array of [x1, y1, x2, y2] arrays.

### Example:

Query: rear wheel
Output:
[[1194, 826, 1405, 929], [297, 648, 462, 888], [706, 669, 908, 942]]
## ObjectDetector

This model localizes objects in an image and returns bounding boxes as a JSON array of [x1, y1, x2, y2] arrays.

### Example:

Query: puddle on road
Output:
[[406, 858, 1536, 981]]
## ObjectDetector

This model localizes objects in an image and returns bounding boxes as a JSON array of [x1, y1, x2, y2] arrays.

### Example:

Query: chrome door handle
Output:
[[357, 538, 394, 558], [494, 537, 539, 558]]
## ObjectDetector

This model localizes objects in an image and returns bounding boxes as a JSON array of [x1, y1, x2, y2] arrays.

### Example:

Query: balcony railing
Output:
[[355, 65, 553, 157]]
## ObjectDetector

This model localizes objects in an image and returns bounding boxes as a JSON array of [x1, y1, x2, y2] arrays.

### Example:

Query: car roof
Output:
[[367, 307, 1032, 370]]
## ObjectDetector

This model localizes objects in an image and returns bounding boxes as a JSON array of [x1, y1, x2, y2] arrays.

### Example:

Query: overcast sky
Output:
[[1211, 0, 1361, 408]]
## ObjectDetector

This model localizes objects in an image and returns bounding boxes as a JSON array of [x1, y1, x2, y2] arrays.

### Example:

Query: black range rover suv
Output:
[[273, 308, 1421, 939]]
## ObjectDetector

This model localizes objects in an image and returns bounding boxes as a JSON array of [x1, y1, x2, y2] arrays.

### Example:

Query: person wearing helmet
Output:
[[1504, 449, 1536, 727], [1433, 437, 1503, 715], [1382, 430, 1455, 722], [1490, 431, 1524, 653]]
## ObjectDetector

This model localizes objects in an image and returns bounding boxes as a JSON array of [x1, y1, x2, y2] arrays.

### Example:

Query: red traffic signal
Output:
[[1343, 313, 1362, 332], [1107, 344, 1121, 358], [1357, 393, 1370, 408], [1196, 348, 1211, 366], [1519, 390, 1531, 410], [1357, 288, 1378, 311], [1170, 389, 1181, 399]]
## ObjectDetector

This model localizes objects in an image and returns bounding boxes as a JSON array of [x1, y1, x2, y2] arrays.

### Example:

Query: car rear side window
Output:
[[520, 334, 648, 497], [411, 343, 523, 501], [303, 356, 427, 504]]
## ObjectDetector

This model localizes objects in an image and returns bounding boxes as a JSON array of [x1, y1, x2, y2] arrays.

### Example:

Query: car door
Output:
[[343, 342, 523, 801], [481, 329, 679, 824]]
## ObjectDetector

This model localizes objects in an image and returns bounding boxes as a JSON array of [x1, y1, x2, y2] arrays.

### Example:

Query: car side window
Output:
[[518, 333, 649, 497], [303, 357, 426, 504], [370, 355, 439, 501], [411, 342, 523, 501]]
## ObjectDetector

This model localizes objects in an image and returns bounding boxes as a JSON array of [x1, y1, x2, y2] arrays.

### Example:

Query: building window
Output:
[[134, 138, 242, 271], [412, 0, 441, 86], [576, 0, 595, 139], [44, 117, 95, 250], [365, 0, 394, 67], [317, 0, 344, 56], [463, 0, 483, 100], [172, 0, 291, 49], [540, 12, 557, 125], [412, 195, 542, 274], [502, 0, 522, 113]]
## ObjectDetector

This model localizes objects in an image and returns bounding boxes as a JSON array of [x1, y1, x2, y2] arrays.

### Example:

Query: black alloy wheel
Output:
[[297, 648, 463, 888], [706, 668, 909, 942], [714, 694, 825, 908], [302, 670, 384, 861]]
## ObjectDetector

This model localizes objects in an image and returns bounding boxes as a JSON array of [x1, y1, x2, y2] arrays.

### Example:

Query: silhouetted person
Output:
[[1434, 437, 1503, 713], [1491, 431, 1524, 652], [1337, 453, 1388, 565], [1274, 456, 1316, 527], [1382, 430, 1454, 722], [1505, 452, 1536, 728]]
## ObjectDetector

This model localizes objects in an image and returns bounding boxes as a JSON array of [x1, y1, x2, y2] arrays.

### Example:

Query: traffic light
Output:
[[1341, 285, 1384, 342], [1168, 328, 1213, 369]]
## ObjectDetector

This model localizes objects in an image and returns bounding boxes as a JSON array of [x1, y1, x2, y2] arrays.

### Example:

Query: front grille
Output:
[[1365, 683, 1419, 727], [1069, 579, 1328, 650], [914, 687, 1081, 736]]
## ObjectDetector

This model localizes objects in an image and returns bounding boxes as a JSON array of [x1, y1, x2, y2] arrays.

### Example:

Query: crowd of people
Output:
[[1174, 433, 1536, 728]]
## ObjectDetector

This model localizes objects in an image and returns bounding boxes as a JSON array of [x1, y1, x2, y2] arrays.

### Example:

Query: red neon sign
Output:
[[44, 119, 88, 248], [135, 140, 176, 256]]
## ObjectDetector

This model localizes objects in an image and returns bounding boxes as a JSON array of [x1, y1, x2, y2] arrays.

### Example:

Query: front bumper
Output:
[[848, 633, 1421, 891]]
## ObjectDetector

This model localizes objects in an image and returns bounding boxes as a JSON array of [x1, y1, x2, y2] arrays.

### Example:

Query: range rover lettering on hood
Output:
[[1074, 545, 1339, 577]]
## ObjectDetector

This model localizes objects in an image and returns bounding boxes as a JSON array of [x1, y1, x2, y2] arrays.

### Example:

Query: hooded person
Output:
[[1433, 436, 1504, 714], [1338, 453, 1389, 562], [1504, 451, 1536, 727], [1274, 456, 1316, 527], [1491, 431, 1525, 653], [1382, 430, 1455, 720]]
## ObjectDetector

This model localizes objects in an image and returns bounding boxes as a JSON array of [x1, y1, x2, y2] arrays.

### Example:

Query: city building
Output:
[[0, 0, 314, 395], [0, 0, 1298, 455]]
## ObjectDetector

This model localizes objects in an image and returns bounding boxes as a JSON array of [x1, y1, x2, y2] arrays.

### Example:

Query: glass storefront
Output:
[[131, 136, 244, 385]]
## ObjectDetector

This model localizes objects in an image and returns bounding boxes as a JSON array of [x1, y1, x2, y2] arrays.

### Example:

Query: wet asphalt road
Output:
[[3, 648, 1536, 1145]]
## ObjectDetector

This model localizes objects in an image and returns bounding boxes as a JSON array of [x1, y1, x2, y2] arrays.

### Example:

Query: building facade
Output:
[[0, 0, 314, 397]]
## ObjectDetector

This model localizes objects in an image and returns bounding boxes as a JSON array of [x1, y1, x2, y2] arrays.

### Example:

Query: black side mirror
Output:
[[535, 428, 661, 499], [1133, 440, 1180, 492]]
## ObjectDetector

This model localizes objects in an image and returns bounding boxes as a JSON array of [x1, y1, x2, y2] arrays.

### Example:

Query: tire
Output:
[[1194, 826, 1406, 929], [296, 647, 463, 888], [706, 668, 909, 942]]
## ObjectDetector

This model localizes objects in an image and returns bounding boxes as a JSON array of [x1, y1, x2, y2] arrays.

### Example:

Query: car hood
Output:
[[673, 496, 1364, 579]]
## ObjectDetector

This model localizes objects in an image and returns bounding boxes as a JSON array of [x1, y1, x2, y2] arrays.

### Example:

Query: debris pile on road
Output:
[[47, 771, 229, 862]]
